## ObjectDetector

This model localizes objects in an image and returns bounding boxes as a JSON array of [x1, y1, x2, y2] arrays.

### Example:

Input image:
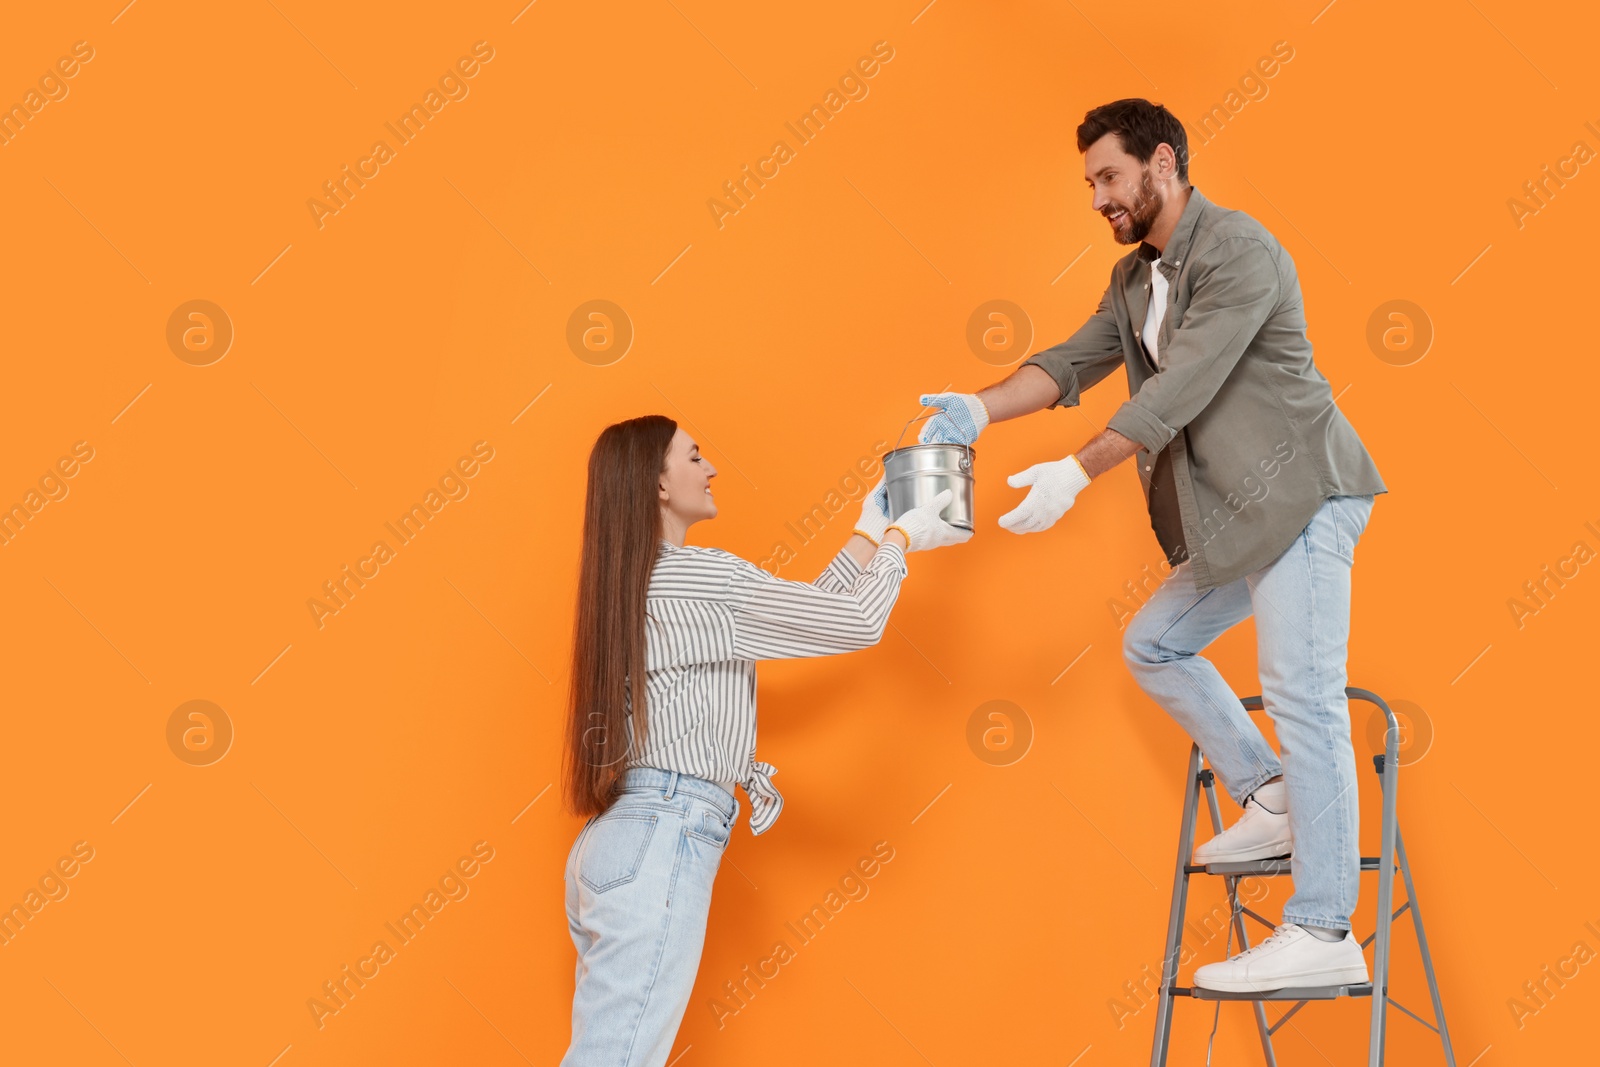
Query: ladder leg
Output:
[[1151, 745, 1204, 1067], [1397, 828, 1456, 1066], [1369, 753, 1400, 1067], [1203, 779, 1278, 1067]]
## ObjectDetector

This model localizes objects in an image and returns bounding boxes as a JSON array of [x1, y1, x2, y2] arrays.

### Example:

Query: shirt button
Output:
[[1143, 283, 1150, 290], [1144, 465, 1152, 472]]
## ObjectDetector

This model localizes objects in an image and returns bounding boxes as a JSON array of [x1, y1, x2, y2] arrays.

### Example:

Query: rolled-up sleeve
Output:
[[1020, 283, 1126, 409], [728, 543, 907, 660], [1106, 236, 1281, 453]]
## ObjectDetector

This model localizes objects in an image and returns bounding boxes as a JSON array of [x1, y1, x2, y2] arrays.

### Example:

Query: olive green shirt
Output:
[[1021, 184, 1387, 591]]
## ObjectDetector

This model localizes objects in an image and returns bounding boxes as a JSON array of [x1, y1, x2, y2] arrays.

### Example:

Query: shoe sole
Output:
[[1193, 842, 1293, 864], [1193, 966, 1369, 994]]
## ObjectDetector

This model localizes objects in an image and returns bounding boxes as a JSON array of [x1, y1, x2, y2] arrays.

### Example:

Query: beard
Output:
[[1104, 166, 1163, 245]]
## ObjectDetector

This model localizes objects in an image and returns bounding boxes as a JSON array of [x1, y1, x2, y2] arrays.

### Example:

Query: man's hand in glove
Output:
[[997, 454, 1092, 534], [917, 392, 989, 445]]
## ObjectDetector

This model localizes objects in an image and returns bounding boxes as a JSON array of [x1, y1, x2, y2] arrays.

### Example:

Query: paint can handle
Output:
[[894, 411, 974, 465]]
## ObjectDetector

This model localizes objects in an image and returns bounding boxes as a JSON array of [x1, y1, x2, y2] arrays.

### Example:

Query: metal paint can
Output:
[[884, 434, 975, 531]]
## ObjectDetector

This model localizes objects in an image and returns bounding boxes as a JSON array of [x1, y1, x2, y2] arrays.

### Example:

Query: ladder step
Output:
[[1184, 857, 1387, 876], [1175, 982, 1374, 1001]]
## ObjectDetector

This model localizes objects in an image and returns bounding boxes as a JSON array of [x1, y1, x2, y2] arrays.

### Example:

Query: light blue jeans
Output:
[[1123, 493, 1376, 931], [562, 767, 739, 1067]]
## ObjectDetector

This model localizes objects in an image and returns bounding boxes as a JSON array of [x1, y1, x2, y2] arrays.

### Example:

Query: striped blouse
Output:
[[625, 537, 909, 835]]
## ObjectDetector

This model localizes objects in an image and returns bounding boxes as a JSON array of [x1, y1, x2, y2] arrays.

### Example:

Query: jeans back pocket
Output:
[[684, 805, 732, 847], [577, 811, 659, 893]]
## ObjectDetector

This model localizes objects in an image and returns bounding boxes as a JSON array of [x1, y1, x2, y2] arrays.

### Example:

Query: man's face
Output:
[[1084, 134, 1164, 246]]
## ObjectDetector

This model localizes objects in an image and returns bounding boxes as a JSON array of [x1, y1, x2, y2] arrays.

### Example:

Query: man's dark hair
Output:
[[1077, 99, 1190, 183]]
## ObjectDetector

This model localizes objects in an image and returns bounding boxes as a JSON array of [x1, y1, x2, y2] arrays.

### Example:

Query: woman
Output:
[[561, 414, 967, 1065]]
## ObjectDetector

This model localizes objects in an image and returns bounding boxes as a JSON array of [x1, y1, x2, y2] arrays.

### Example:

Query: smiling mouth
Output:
[[1107, 209, 1128, 224]]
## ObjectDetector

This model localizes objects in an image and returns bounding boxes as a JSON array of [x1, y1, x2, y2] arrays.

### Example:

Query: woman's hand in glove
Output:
[[855, 478, 892, 544], [886, 488, 973, 551]]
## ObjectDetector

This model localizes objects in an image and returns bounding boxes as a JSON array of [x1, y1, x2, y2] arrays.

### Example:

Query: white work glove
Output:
[[855, 478, 891, 544], [998, 454, 1092, 534], [887, 488, 973, 552], [917, 392, 990, 445]]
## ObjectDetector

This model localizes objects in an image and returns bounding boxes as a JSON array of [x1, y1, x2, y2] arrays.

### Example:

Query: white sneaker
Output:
[[1193, 923, 1369, 993], [1193, 780, 1291, 865]]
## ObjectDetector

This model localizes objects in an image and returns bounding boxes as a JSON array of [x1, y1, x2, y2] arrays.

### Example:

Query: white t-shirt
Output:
[[1143, 258, 1169, 366]]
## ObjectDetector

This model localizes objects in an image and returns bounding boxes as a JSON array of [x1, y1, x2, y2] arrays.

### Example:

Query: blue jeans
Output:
[[1123, 493, 1376, 931], [562, 767, 739, 1067]]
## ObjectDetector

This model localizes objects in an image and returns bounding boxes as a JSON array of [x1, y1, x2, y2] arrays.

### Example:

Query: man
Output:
[[916, 98, 1387, 991]]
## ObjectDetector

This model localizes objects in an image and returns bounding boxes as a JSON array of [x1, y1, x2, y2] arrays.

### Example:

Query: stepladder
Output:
[[1148, 687, 1455, 1066]]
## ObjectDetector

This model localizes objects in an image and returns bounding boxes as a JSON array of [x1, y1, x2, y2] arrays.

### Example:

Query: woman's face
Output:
[[659, 428, 719, 528]]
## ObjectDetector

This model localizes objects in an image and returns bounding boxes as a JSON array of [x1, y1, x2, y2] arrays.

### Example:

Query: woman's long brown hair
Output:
[[564, 414, 677, 817]]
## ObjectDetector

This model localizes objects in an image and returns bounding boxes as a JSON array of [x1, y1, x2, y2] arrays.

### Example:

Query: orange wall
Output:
[[1, 1, 1595, 1064]]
